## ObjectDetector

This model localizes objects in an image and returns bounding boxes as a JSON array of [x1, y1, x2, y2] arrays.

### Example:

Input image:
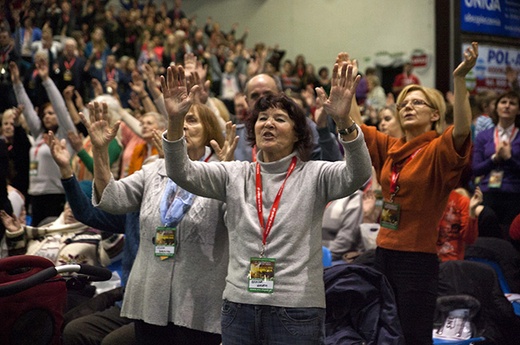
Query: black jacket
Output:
[[324, 263, 404, 345]]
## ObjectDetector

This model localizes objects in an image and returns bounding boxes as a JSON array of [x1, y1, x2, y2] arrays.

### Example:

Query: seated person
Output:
[[436, 187, 483, 262], [0, 202, 122, 268], [322, 189, 365, 262]]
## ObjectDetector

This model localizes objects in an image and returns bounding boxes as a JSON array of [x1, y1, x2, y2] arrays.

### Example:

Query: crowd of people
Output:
[[1, 1, 520, 345]]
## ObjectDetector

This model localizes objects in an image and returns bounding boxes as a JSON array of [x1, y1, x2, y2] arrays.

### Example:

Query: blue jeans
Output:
[[221, 300, 325, 345]]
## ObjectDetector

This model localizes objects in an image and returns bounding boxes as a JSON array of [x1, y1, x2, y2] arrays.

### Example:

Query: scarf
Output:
[[159, 179, 195, 227], [159, 148, 212, 227]]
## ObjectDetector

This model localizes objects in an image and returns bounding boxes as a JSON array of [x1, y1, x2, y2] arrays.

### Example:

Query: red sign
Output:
[[412, 54, 428, 68]]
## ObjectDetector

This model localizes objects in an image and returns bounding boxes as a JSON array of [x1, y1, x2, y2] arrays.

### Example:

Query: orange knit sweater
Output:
[[362, 125, 471, 254]]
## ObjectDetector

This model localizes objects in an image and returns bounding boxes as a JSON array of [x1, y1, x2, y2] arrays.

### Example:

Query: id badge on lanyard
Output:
[[248, 257, 275, 293], [380, 149, 422, 230], [30, 141, 45, 176], [488, 170, 504, 189], [248, 157, 296, 293], [155, 226, 176, 260]]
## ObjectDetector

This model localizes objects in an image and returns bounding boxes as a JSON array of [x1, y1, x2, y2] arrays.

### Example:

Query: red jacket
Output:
[[436, 190, 478, 261]]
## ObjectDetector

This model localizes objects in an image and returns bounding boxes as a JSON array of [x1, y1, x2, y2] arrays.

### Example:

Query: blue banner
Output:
[[460, 0, 520, 38]]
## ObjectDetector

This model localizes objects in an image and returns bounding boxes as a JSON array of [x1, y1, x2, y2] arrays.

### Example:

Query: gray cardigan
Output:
[[93, 156, 228, 332], [163, 126, 371, 309]]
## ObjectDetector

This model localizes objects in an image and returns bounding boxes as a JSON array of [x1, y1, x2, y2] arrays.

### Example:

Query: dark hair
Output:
[[490, 90, 520, 127], [246, 93, 313, 161], [38, 102, 58, 131], [318, 67, 329, 76]]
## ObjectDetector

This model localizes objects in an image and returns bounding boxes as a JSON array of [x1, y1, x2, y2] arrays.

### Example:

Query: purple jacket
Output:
[[472, 127, 520, 193]]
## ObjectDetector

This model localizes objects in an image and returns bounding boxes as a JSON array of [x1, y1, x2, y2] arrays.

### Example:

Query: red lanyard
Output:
[[204, 152, 213, 162], [33, 139, 46, 159], [494, 127, 517, 147], [389, 148, 422, 200], [255, 156, 297, 251], [64, 57, 76, 70], [105, 68, 116, 81], [1, 45, 12, 63]]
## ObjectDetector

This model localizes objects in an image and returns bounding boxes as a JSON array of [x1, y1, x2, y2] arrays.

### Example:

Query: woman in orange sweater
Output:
[[328, 42, 479, 344]]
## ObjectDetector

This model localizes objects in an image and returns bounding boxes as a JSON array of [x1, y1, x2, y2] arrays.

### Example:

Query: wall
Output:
[[180, 0, 437, 87], [111, 0, 437, 87]]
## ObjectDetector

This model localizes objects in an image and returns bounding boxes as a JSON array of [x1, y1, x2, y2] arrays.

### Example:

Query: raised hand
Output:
[[151, 129, 164, 158], [143, 63, 161, 99], [35, 56, 49, 80], [210, 121, 239, 162], [44, 130, 72, 171], [91, 78, 103, 98], [9, 61, 20, 84], [74, 89, 85, 110], [313, 87, 328, 129], [80, 102, 120, 149], [11, 105, 24, 125], [63, 85, 74, 101], [186, 71, 210, 104], [161, 65, 199, 121], [67, 130, 85, 153], [454, 42, 478, 78], [335, 52, 358, 77], [301, 84, 316, 109], [184, 53, 207, 81], [130, 69, 146, 95], [316, 62, 360, 128]]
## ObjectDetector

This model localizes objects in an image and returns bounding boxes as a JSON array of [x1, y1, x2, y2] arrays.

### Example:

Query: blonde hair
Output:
[[396, 84, 446, 135]]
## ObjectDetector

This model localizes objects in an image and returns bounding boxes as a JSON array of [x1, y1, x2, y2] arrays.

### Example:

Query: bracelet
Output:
[[338, 122, 357, 136]]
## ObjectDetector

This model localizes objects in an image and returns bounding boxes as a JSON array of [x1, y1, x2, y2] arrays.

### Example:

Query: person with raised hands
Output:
[[162, 59, 371, 344], [339, 43, 479, 344], [87, 93, 237, 343], [10, 54, 78, 227]]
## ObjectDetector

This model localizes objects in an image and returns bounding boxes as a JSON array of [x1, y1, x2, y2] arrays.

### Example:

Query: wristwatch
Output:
[[338, 122, 357, 136]]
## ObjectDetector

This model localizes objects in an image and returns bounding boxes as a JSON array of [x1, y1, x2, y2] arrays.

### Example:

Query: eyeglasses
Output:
[[396, 99, 434, 111]]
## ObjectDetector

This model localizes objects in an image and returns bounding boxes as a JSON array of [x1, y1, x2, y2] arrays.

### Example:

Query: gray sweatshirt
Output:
[[13, 79, 77, 195], [163, 126, 371, 308]]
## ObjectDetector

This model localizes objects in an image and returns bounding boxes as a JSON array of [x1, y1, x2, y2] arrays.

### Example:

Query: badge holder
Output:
[[488, 170, 503, 189], [29, 161, 39, 176], [155, 227, 176, 260], [380, 186, 401, 230], [248, 257, 275, 293]]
